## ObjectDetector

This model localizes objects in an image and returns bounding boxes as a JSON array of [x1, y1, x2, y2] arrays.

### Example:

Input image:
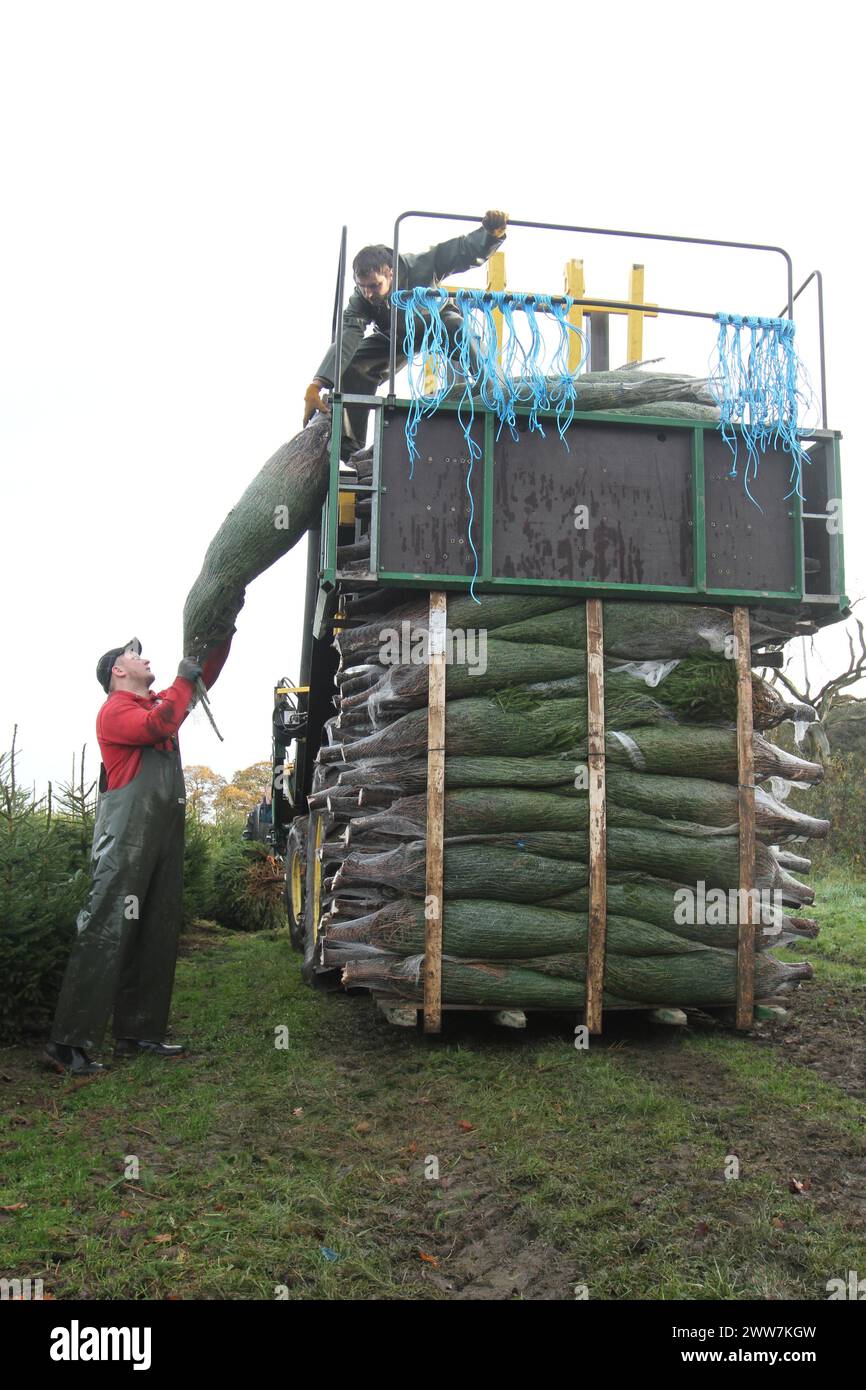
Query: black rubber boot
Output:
[[43, 1041, 106, 1076], [114, 1039, 187, 1058]]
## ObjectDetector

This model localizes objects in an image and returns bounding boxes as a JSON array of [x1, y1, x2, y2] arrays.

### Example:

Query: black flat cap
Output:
[[96, 638, 142, 693]]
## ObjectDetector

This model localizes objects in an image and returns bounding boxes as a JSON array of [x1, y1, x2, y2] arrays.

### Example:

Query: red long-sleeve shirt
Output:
[[96, 638, 232, 791]]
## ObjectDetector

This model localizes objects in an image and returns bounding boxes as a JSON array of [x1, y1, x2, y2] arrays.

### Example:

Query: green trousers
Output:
[[338, 310, 472, 456], [51, 745, 186, 1053]]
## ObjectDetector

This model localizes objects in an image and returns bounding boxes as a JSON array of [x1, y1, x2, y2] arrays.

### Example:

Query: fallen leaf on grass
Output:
[[693, 1222, 710, 1239], [292, 1108, 304, 1117], [771, 1217, 785, 1230], [458, 1121, 474, 1133], [119, 1210, 136, 1219], [407, 1141, 417, 1155], [355, 1121, 371, 1135], [0, 1203, 27, 1212], [789, 1177, 812, 1194], [418, 1250, 439, 1266], [153, 1234, 173, 1244]]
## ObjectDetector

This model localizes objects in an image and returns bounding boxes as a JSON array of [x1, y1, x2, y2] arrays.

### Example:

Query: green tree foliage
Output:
[[0, 731, 90, 1041], [183, 811, 214, 924], [806, 752, 866, 872], [209, 837, 284, 932], [824, 697, 866, 762]]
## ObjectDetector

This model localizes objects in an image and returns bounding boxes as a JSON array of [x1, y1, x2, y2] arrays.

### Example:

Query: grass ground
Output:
[[1, 871, 864, 1300]]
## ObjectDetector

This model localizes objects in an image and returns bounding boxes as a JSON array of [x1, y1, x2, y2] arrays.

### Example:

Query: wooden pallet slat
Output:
[[423, 592, 447, 1035], [585, 598, 607, 1035], [734, 605, 757, 1029]]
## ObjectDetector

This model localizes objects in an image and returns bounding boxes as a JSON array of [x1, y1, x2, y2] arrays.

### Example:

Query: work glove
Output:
[[481, 209, 508, 238], [177, 658, 204, 684], [303, 380, 330, 427]]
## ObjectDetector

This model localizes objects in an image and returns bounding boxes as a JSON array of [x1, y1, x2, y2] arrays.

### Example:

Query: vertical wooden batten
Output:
[[585, 599, 607, 1034], [734, 606, 757, 1030], [424, 592, 447, 1035]]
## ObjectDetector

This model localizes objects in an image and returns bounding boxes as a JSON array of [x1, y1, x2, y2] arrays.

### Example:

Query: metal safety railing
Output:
[[779, 269, 827, 428], [385, 210, 796, 390], [331, 225, 348, 397], [328, 211, 838, 427]]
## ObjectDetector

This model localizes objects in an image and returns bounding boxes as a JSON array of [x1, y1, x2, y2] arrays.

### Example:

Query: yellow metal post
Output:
[[423, 350, 437, 396], [627, 264, 646, 365], [565, 258, 656, 371], [564, 259, 586, 373], [487, 250, 506, 360]]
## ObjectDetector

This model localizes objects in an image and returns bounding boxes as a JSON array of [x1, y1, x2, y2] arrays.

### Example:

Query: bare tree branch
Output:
[[772, 668, 809, 704], [812, 616, 866, 717]]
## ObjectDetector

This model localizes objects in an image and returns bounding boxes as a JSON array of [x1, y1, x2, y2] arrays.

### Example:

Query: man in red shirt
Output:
[[44, 635, 232, 1076]]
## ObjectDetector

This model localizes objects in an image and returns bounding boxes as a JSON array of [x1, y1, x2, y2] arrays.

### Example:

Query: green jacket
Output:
[[315, 224, 505, 387]]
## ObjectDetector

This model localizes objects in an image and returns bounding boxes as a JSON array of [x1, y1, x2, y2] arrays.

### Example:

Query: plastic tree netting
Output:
[[182, 415, 331, 661], [310, 595, 826, 1013]]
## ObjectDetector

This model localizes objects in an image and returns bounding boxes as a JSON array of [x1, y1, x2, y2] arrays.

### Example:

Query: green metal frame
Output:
[[828, 434, 846, 601], [323, 418, 342, 589], [321, 394, 844, 611]]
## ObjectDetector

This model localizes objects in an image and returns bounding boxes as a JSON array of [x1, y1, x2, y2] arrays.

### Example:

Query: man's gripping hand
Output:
[[303, 380, 331, 427], [177, 658, 204, 684], [481, 210, 509, 238]]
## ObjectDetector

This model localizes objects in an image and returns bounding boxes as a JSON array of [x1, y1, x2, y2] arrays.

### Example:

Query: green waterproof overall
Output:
[[51, 743, 186, 1053]]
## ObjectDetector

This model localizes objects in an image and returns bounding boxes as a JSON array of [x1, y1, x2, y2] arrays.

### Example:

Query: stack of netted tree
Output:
[[308, 595, 828, 1016]]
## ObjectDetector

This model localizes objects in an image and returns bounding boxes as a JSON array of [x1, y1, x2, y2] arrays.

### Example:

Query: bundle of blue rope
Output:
[[391, 287, 589, 599], [709, 313, 811, 506], [391, 287, 589, 471]]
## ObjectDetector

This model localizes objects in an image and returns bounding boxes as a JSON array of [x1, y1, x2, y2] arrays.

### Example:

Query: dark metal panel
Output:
[[589, 314, 610, 372], [703, 436, 796, 593], [803, 516, 832, 595], [801, 438, 831, 514], [492, 422, 694, 586], [379, 413, 484, 576]]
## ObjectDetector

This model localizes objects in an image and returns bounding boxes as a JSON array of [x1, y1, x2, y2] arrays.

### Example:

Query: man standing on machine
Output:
[[302, 211, 508, 456]]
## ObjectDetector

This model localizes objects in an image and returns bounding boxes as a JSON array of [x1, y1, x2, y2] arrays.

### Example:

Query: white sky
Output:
[[2, 1, 862, 797]]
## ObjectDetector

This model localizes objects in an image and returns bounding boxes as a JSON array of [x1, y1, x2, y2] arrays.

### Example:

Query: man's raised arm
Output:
[[98, 661, 204, 748], [422, 210, 509, 283]]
